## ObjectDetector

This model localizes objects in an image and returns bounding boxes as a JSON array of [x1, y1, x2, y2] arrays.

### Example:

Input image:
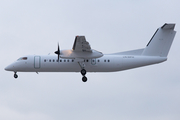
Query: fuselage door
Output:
[[34, 56, 41, 69]]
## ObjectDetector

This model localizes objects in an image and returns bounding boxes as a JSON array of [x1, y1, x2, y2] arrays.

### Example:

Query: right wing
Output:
[[60, 36, 103, 59], [72, 36, 92, 52]]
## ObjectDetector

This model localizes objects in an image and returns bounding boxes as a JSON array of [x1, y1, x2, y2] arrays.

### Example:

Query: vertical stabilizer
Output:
[[142, 23, 176, 57]]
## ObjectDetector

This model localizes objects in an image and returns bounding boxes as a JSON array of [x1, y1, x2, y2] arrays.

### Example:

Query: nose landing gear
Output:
[[14, 72, 18, 79]]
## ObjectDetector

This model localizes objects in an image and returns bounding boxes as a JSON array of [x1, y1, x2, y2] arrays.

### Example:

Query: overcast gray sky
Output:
[[0, 0, 180, 120]]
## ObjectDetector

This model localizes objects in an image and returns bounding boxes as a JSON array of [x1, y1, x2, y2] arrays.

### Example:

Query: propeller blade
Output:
[[54, 43, 60, 61]]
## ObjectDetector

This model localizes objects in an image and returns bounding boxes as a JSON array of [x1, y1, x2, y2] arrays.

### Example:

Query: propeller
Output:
[[54, 43, 60, 61]]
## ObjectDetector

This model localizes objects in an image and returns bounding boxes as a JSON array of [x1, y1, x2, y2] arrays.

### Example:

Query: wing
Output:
[[72, 36, 92, 52], [60, 36, 103, 59]]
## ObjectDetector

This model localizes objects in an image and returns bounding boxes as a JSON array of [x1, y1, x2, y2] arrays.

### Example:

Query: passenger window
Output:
[[44, 59, 46, 62], [64, 60, 66, 62], [67, 60, 69, 62], [108, 60, 110, 62], [60, 60, 62, 62], [104, 60, 106, 62], [72, 59, 74, 62], [49, 60, 51, 62], [53, 60, 55, 62], [97, 60, 100, 62]]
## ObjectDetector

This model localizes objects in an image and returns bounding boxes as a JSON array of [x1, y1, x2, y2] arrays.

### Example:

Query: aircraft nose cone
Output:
[[4, 64, 14, 71]]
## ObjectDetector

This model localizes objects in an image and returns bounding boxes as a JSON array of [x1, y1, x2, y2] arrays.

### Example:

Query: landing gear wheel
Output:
[[81, 69, 86, 76], [82, 76, 87, 82], [14, 73, 18, 79]]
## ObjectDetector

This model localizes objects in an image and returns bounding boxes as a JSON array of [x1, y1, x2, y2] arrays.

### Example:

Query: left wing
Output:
[[60, 36, 103, 59]]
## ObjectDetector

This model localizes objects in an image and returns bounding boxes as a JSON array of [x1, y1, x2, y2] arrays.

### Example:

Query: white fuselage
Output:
[[5, 54, 167, 73], [4, 23, 176, 82]]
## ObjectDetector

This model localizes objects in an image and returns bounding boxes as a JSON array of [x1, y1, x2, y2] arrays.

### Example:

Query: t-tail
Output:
[[142, 23, 176, 57], [114, 23, 177, 71]]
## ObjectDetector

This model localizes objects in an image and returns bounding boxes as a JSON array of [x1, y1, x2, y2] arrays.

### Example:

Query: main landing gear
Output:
[[81, 69, 87, 82], [14, 72, 18, 79], [78, 61, 88, 82]]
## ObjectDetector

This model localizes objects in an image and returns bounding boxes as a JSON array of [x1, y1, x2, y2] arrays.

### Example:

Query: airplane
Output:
[[5, 23, 176, 82]]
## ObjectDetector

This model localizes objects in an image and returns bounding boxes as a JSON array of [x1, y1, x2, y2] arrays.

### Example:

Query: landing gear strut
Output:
[[14, 72, 18, 79]]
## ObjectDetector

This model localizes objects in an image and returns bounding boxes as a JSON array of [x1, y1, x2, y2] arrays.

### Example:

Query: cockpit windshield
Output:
[[17, 57, 28, 61]]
